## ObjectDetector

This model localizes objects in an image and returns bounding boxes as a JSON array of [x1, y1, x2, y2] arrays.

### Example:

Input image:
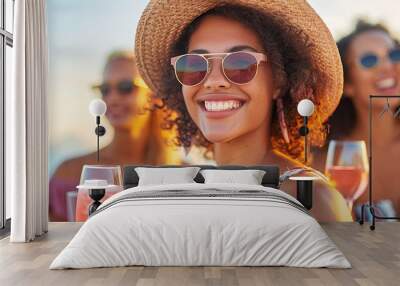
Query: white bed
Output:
[[50, 183, 351, 269]]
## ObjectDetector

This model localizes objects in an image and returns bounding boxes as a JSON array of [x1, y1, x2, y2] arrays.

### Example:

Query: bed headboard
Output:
[[123, 165, 280, 189]]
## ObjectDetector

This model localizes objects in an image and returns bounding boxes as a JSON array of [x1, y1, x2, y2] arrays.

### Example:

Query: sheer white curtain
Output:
[[6, 0, 48, 242]]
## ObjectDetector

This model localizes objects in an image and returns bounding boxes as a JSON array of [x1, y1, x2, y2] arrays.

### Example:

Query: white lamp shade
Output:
[[89, 99, 107, 116], [297, 99, 315, 117]]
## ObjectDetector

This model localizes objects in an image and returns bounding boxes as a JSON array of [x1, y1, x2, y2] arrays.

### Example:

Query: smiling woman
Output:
[[177, 18, 274, 158], [135, 0, 352, 221], [49, 51, 181, 221], [328, 20, 400, 140], [320, 20, 400, 217], [136, 2, 342, 163]]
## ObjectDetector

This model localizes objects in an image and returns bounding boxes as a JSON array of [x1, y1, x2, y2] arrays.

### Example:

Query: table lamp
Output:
[[89, 99, 107, 162], [297, 99, 315, 165]]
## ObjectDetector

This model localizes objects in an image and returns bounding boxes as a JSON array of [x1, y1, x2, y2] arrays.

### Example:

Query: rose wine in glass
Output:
[[325, 141, 369, 212]]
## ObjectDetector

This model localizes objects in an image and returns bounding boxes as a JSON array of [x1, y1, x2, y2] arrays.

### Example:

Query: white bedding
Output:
[[50, 183, 351, 269]]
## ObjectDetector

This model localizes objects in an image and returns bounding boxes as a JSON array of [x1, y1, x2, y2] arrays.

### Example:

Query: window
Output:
[[0, 0, 14, 231]]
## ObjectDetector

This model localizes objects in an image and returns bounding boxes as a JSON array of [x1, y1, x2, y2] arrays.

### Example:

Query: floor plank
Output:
[[0, 222, 399, 286]]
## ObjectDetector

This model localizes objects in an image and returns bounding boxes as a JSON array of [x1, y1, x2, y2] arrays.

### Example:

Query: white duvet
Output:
[[50, 183, 351, 269]]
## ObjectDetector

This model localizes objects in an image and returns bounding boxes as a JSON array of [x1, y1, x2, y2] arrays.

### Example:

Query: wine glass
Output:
[[75, 165, 123, 221], [325, 140, 369, 212]]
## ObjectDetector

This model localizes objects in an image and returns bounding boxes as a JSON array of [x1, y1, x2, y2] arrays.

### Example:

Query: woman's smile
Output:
[[373, 75, 399, 95], [196, 93, 247, 119], [347, 30, 400, 101], [204, 100, 242, 112]]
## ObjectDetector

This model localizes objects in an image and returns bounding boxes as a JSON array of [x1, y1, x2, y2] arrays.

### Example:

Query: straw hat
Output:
[[135, 0, 343, 130]]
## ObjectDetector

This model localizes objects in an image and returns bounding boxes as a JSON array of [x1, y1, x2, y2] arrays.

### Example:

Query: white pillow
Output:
[[135, 167, 201, 186], [200, 169, 266, 185]]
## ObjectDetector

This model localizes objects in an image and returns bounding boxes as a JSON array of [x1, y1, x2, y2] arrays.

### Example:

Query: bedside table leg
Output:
[[296, 180, 313, 210]]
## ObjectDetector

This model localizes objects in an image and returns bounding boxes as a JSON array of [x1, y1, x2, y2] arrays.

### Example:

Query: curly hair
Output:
[[328, 19, 398, 140], [156, 4, 327, 161]]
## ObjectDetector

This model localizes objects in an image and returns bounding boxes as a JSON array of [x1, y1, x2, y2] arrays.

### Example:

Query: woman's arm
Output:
[[281, 179, 353, 222]]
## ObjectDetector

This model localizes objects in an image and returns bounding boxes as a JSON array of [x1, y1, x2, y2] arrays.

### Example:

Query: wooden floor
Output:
[[0, 223, 399, 286]]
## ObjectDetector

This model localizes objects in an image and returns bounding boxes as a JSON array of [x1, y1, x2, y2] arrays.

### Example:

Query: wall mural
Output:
[[48, 0, 400, 222]]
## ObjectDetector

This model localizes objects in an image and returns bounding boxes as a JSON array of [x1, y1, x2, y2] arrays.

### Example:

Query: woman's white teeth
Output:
[[204, 100, 241, 112], [376, 78, 396, 89]]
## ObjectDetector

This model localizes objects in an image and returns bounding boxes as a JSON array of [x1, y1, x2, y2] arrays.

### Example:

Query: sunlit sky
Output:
[[47, 0, 400, 173]]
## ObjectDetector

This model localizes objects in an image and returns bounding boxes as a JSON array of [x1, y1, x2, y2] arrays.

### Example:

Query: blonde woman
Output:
[[49, 51, 181, 221]]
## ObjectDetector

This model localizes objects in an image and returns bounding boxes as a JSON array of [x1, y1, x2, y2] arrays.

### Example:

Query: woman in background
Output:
[[318, 20, 400, 217], [49, 51, 181, 221]]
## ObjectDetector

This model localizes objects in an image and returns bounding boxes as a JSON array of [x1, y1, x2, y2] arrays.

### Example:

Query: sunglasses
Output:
[[358, 48, 400, 69], [93, 80, 137, 97], [170, 51, 267, 86]]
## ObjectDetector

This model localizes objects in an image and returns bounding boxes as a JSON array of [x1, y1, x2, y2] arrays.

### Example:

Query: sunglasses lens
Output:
[[99, 84, 110, 97], [175, 54, 208, 86], [389, 48, 400, 63], [360, 53, 378, 69], [223, 52, 258, 84], [117, 80, 134, 94]]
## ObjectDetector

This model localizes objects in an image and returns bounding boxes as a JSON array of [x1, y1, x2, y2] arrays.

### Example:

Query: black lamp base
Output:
[[88, 188, 106, 216]]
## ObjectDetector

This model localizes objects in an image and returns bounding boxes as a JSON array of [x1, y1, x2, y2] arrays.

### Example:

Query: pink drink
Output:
[[326, 166, 368, 202]]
